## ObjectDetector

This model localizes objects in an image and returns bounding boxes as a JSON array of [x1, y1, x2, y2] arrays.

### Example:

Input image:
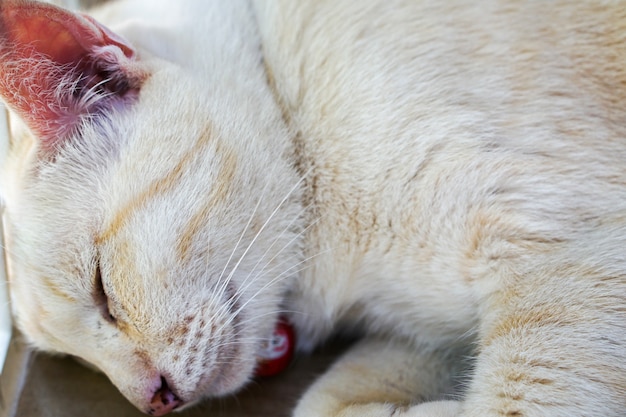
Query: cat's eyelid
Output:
[[93, 260, 117, 324]]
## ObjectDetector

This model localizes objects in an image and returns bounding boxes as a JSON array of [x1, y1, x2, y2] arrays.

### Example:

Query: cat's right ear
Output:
[[0, 0, 147, 154]]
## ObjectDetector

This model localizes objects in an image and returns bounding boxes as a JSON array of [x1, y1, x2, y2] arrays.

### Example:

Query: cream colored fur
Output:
[[2, 0, 625, 416]]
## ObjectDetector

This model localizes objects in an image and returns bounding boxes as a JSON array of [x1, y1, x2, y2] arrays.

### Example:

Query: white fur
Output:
[[2, 0, 625, 416]]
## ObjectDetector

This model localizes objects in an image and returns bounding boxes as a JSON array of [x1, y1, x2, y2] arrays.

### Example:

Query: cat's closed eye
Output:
[[93, 261, 116, 324]]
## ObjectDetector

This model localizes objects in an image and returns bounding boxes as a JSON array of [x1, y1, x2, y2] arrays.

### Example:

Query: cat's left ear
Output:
[[0, 0, 147, 153]]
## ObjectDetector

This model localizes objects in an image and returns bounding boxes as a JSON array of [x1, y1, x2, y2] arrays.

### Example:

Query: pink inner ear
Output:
[[10, 14, 81, 64], [0, 0, 145, 153]]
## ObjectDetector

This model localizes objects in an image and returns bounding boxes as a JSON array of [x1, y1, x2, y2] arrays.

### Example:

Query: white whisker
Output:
[[209, 169, 311, 330], [216, 167, 311, 301], [220, 214, 317, 329], [0, 237, 27, 266], [236, 201, 313, 296], [230, 238, 326, 315], [213, 248, 330, 340], [212, 163, 279, 301]]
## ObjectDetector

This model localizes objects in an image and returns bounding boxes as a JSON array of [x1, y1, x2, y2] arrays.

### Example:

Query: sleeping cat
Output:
[[1, 0, 625, 416]]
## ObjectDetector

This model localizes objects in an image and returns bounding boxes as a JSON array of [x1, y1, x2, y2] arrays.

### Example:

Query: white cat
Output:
[[1, 0, 625, 416]]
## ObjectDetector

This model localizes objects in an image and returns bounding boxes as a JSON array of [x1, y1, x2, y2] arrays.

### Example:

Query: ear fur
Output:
[[0, 0, 146, 153]]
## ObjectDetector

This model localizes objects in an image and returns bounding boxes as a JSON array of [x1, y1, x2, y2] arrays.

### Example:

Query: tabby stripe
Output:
[[176, 141, 238, 263], [42, 276, 77, 302], [97, 126, 215, 244]]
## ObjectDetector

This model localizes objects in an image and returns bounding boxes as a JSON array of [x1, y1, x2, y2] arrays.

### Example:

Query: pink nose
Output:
[[147, 377, 181, 416]]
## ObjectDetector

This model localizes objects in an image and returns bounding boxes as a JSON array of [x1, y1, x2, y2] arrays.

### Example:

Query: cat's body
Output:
[[1, 0, 625, 416]]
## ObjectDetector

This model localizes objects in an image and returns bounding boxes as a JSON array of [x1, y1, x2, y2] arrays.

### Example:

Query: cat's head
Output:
[[0, 1, 302, 414]]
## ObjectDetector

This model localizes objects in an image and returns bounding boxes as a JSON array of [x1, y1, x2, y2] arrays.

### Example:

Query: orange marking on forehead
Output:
[[97, 125, 215, 244], [176, 141, 238, 262]]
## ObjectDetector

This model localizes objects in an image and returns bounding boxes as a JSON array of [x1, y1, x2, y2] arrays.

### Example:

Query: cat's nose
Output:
[[147, 376, 181, 416]]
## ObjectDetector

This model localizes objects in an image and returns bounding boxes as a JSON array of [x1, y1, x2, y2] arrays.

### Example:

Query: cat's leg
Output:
[[293, 338, 466, 417], [460, 254, 626, 417]]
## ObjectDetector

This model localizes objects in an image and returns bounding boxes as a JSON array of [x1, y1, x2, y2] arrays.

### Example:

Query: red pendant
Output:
[[254, 317, 296, 377]]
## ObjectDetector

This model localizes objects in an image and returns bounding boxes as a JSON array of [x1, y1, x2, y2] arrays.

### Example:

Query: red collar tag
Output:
[[255, 317, 295, 377]]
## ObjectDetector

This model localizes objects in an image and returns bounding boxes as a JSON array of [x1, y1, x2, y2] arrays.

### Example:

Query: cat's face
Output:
[[0, 1, 302, 414]]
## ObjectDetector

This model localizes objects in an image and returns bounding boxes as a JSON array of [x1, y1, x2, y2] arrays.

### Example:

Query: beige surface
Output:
[[15, 341, 350, 417]]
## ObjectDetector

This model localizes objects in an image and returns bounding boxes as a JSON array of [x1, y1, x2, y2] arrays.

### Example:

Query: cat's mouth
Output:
[[142, 317, 295, 415]]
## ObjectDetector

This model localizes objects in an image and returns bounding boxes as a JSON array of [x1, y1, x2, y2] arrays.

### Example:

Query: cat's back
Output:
[[255, 0, 626, 238], [256, 0, 626, 162], [254, 0, 626, 343]]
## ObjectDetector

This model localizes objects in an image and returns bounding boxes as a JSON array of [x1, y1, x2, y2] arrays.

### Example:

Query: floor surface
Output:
[[14, 341, 350, 417]]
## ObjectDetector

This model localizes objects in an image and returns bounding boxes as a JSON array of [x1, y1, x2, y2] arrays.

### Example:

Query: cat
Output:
[[1, 0, 625, 416]]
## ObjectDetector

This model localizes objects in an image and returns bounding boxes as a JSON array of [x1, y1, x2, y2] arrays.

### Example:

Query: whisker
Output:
[[207, 336, 271, 353], [208, 337, 268, 350], [216, 167, 311, 302], [229, 308, 298, 333], [212, 163, 280, 302], [209, 169, 311, 329], [204, 307, 308, 368], [221, 249, 330, 335], [218, 213, 318, 329], [236, 202, 313, 299], [0, 222, 25, 266], [230, 241, 327, 315], [212, 255, 305, 331]]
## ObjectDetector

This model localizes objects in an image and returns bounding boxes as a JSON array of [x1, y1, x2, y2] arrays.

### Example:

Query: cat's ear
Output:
[[0, 0, 147, 153]]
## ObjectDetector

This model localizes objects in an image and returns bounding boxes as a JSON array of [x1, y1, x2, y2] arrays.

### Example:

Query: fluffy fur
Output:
[[1, 0, 625, 416]]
